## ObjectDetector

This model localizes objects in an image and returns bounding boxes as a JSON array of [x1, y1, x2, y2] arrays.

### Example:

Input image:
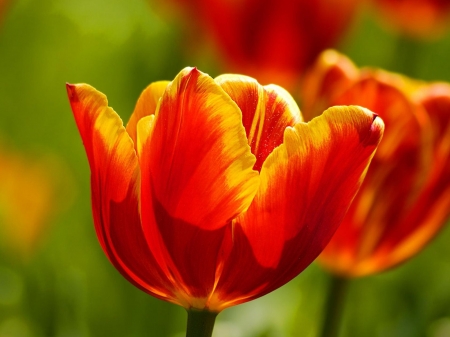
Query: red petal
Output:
[[210, 106, 384, 310], [216, 74, 302, 171]]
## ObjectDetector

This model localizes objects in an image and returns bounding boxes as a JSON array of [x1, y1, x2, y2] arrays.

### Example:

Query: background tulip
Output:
[[151, 0, 360, 91], [301, 50, 450, 277]]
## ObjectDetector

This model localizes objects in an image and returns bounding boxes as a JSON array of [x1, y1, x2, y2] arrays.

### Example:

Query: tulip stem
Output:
[[185, 309, 218, 337], [319, 274, 349, 337]]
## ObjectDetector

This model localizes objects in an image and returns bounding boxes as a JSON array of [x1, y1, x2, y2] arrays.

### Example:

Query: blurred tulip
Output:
[[67, 66, 383, 327], [0, 0, 11, 27], [0, 144, 73, 261], [153, 0, 360, 90], [302, 50, 450, 277], [371, 0, 450, 39]]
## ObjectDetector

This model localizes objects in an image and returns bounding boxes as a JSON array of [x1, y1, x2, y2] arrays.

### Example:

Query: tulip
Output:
[[153, 0, 360, 90], [371, 0, 450, 39], [67, 67, 383, 335], [301, 50, 450, 277], [0, 144, 71, 261]]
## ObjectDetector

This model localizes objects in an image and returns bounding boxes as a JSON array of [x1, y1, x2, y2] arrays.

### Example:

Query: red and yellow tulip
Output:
[[371, 0, 450, 39], [154, 0, 360, 90], [302, 50, 450, 277], [67, 67, 383, 312]]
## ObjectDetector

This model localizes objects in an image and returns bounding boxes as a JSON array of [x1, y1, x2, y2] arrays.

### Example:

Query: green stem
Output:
[[185, 309, 218, 337], [319, 274, 349, 337]]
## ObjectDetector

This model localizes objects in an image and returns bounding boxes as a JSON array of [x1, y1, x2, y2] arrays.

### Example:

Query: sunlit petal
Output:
[[216, 74, 302, 171], [126, 81, 169, 148], [140, 68, 259, 231]]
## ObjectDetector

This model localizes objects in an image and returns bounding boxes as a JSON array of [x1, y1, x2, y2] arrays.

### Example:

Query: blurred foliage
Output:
[[0, 0, 450, 336]]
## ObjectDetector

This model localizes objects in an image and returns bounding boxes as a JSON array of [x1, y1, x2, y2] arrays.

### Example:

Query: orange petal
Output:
[[215, 74, 302, 171], [210, 106, 383, 309], [137, 68, 259, 306], [240, 105, 383, 268], [140, 67, 259, 231], [126, 81, 169, 148], [66, 83, 176, 303], [416, 83, 450, 141]]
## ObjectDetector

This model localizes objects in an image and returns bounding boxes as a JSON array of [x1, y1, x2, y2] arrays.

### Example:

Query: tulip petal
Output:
[[136, 115, 156, 158], [242, 106, 383, 268], [67, 83, 175, 303], [215, 74, 302, 171], [140, 67, 259, 231], [301, 49, 359, 121], [211, 106, 384, 309], [126, 81, 169, 148], [138, 68, 259, 306]]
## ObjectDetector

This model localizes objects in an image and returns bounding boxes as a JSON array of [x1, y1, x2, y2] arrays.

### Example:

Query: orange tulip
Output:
[[67, 67, 383, 313], [154, 0, 360, 90], [302, 50, 450, 277], [0, 144, 72, 261], [371, 0, 450, 39]]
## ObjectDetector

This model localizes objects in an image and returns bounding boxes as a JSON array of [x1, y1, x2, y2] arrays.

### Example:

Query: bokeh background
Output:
[[1, 0, 450, 336]]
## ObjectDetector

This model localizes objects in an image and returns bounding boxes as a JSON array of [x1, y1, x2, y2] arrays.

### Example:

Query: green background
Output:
[[1, 0, 450, 336]]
